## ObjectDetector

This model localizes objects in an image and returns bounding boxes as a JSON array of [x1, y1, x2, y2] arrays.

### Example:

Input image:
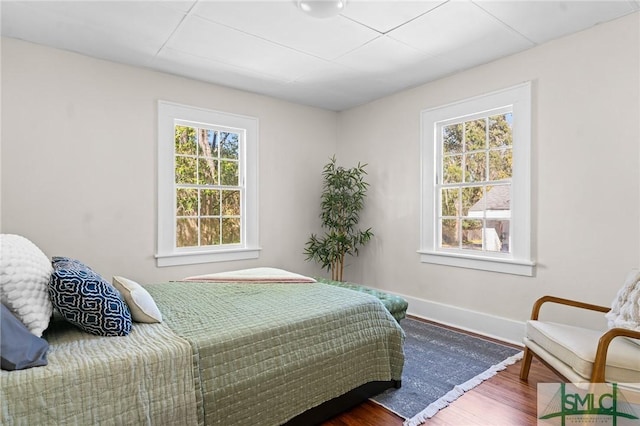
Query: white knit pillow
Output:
[[606, 269, 640, 345], [0, 234, 53, 336]]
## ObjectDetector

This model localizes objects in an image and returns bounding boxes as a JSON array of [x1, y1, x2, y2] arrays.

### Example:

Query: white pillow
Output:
[[605, 269, 640, 345], [112, 276, 162, 323], [0, 234, 53, 337]]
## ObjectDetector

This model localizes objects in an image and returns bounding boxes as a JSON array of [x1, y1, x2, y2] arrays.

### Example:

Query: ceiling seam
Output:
[[154, 0, 201, 58], [469, 0, 537, 45], [340, 0, 451, 36], [191, 13, 349, 63], [382, 0, 451, 35]]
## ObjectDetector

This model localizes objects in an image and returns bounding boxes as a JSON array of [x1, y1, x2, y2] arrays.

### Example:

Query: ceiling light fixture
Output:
[[297, 0, 347, 19]]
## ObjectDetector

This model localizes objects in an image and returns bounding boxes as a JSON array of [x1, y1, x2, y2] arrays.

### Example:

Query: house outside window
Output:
[[419, 82, 534, 276], [156, 101, 259, 267]]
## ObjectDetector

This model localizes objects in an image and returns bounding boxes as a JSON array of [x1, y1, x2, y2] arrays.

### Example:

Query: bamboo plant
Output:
[[304, 156, 373, 281]]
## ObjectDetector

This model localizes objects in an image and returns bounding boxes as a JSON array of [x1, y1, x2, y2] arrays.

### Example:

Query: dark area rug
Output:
[[372, 318, 522, 426]]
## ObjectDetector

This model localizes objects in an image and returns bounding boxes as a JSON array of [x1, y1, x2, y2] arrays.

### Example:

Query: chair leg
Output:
[[519, 347, 533, 381]]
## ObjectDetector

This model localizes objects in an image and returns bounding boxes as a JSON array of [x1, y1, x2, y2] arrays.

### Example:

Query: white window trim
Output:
[[418, 82, 534, 276], [156, 100, 260, 267]]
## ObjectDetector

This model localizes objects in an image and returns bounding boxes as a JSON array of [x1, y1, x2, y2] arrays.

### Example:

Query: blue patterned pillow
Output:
[[49, 257, 132, 336]]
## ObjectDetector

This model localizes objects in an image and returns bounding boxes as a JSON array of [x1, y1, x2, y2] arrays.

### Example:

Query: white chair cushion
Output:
[[526, 320, 640, 383]]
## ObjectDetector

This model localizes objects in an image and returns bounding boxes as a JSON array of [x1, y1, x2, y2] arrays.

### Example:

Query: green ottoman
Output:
[[315, 277, 408, 322]]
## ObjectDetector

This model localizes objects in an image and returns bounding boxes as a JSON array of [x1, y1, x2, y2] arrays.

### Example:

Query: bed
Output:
[[1, 266, 405, 425]]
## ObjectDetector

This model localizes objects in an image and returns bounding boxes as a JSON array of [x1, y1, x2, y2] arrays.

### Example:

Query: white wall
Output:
[[2, 12, 639, 340], [0, 38, 335, 283], [337, 13, 640, 335]]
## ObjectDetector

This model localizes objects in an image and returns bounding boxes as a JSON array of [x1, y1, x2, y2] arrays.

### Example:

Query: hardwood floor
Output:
[[322, 323, 562, 426]]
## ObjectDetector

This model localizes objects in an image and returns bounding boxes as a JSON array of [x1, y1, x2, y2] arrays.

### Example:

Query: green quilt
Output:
[[1, 281, 404, 426], [148, 281, 405, 426], [1, 315, 198, 425]]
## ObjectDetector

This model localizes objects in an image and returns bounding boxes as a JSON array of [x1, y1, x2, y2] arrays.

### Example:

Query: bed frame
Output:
[[286, 379, 401, 425]]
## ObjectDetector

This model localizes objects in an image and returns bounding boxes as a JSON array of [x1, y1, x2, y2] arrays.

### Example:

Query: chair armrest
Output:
[[530, 295, 610, 320], [591, 328, 640, 382]]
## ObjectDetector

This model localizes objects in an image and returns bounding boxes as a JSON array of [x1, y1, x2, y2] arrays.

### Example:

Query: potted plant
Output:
[[304, 156, 373, 281]]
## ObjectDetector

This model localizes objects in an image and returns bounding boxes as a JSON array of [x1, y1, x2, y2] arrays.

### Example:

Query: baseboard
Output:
[[397, 293, 526, 346]]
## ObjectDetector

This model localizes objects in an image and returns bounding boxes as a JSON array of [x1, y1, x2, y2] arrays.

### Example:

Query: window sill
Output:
[[418, 250, 535, 276], [155, 247, 261, 267]]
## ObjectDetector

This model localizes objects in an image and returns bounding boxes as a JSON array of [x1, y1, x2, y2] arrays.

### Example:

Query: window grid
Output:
[[436, 111, 513, 254], [174, 124, 242, 249]]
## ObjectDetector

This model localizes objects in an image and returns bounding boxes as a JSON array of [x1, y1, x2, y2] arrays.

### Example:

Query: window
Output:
[[419, 82, 534, 276], [156, 101, 259, 267]]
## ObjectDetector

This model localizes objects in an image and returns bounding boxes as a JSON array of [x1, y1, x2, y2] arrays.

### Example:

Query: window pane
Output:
[[443, 123, 463, 154], [465, 152, 486, 182], [220, 160, 239, 186], [441, 188, 460, 217], [443, 155, 462, 183], [485, 220, 510, 253], [200, 189, 220, 216], [462, 219, 483, 250], [175, 125, 197, 155], [198, 158, 218, 185], [441, 219, 460, 248], [198, 129, 218, 157], [485, 185, 511, 218], [462, 186, 484, 216], [465, 119, 486, 151], [222, 190, 241, 216], [176, 188, 197, 216], [176, 218, 198, 247], [222, 218, 241, 244], [175, 156, 197, 184], [489, 113, 512, 149], [489, 149, 512, 181], [200, 218, 221, 246], [220, 132, 239, 160]]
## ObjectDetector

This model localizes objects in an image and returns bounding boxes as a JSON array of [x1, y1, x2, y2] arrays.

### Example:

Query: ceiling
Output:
[[2, 1, 639, 111]]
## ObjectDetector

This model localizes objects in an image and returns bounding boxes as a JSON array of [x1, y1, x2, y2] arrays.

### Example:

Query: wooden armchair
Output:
[[520, 295, 640, 387]]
